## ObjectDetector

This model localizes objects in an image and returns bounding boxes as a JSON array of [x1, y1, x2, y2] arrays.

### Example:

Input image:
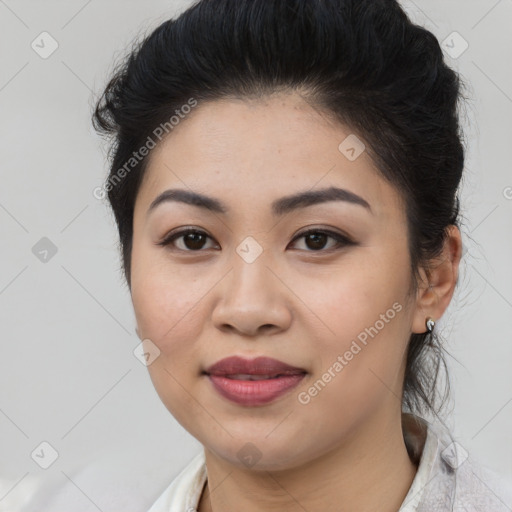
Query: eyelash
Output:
[[156, 227, 355, 253]]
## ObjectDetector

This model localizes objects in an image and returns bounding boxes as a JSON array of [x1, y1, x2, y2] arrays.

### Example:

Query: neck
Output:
[[197, 410, 420, 512]]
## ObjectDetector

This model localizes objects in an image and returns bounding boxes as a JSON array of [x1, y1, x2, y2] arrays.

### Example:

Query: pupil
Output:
[[185, 233, 205, 250], [307, 233, 326, 250]]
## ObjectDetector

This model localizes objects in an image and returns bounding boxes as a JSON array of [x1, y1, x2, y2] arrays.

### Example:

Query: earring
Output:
[[426, 317, 435, 333]]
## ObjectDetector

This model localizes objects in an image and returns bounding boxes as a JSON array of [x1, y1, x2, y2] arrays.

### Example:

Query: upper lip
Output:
[[204, 356, 307, 377]]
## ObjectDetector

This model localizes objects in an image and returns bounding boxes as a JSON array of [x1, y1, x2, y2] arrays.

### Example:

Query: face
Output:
[[131, 92, 419, 470]]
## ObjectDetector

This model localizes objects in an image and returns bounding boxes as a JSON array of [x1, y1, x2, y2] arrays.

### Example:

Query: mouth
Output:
[[203, 356, 307, 406], [204, 355, 307, 376], [217, 373, 300, 380]]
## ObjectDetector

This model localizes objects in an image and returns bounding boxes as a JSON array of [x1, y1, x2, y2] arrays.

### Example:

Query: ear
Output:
[[411, 225, 463, 334]]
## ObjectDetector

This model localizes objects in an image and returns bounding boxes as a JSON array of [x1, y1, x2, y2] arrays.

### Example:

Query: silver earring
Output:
[[426, 317, 435, 332]]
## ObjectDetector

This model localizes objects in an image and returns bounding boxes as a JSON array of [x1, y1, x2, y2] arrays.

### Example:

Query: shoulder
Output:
[[421, 418, 512, 512], [148, 451, 207, 512], [452, 455, 512, 511]]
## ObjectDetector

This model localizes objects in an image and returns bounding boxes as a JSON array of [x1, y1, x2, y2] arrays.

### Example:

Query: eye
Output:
[[156, 228, 218, 251], [157, 227, 354, 253], [289, 228, 354, 252]]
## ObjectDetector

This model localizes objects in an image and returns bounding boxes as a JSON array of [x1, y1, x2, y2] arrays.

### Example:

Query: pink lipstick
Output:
[[204, 356, 307, 406]]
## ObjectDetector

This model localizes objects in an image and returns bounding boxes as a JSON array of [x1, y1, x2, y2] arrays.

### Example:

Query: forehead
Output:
[[134, 93, 405, 220]]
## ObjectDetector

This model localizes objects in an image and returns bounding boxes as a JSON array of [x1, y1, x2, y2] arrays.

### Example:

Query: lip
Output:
[[204, 356, 307, 406]]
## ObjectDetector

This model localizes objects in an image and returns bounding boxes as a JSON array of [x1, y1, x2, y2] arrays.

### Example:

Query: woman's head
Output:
[[92, 0, 465, 464]]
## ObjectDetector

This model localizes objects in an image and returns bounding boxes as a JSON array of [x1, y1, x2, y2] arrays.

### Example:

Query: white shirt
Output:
[[148, 413, 512, 512]]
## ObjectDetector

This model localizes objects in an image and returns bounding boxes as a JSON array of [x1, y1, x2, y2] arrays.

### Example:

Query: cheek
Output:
[[294, 250, 406, 338], [131, 261, 211, 429], [295, 252, 411, 401], [131, 249, 208, 347]]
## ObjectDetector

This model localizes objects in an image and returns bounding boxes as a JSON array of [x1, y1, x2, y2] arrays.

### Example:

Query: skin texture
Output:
[[130, 92, 462, 512]]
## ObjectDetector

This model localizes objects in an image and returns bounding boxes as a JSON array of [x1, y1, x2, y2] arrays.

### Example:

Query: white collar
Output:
[[148, 412, 512, 511]]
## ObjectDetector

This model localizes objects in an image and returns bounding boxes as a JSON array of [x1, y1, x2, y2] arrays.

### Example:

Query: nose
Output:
[[211, 250, 292, 337]]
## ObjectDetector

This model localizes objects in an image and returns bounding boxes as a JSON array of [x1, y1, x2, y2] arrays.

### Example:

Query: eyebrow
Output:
[[147, 186, 372, 217]]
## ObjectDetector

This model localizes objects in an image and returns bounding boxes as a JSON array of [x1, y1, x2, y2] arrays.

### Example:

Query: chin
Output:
[[204, 435, 312, 472]]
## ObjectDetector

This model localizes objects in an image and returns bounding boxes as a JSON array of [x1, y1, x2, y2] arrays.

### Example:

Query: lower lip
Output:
[[207, 374, 306, 406]]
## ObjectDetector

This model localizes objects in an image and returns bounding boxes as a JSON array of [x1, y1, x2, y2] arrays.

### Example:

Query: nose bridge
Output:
[[211, 236, 292, 335], [229, 236, 278, 302]]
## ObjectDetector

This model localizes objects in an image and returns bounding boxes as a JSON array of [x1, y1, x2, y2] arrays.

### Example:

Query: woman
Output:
[[92, 0, 512, 510]]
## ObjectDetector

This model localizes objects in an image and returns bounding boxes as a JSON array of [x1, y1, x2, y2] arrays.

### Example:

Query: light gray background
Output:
[[0, 1, 511, 510]]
